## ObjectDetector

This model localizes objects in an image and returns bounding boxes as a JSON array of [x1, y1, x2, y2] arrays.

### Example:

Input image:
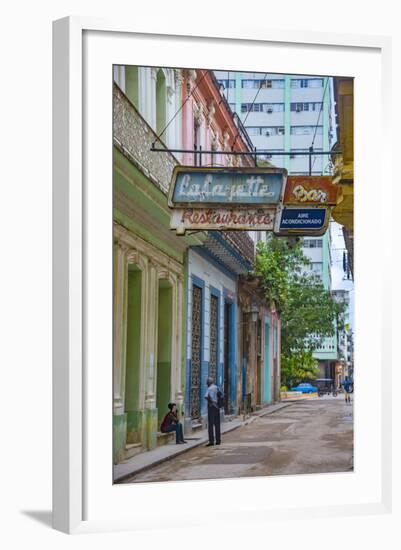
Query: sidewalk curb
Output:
[[114, 401, 294, 483], [115, 421, 242, 483]]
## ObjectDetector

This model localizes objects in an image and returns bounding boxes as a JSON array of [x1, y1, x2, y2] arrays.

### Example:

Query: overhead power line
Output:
[[311, 77, 330, 172]]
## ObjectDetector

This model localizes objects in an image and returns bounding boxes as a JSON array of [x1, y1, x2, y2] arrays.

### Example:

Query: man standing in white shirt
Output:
[[204, 377, 222, 446]]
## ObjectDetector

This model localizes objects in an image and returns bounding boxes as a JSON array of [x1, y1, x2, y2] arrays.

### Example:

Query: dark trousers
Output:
[[207, 405, 221, 444], [164, 422, 184, 443]]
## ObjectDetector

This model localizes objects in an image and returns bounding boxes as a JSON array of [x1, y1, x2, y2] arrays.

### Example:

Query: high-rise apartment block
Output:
[[215, 72, 332, 175], [215, 71, 337, 377]]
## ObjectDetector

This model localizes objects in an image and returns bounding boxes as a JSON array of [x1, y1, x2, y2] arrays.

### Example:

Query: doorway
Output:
[[125, 265, 142, 443], [223, 301, 233, 414], [264, 316, 271, 404], [191, 284, 202, 420], [156, 280, 172, 424]]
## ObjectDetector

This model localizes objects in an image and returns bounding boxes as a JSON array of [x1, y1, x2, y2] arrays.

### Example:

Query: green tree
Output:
[[255, 235, 346, 360], [281, 350, 320, 388]]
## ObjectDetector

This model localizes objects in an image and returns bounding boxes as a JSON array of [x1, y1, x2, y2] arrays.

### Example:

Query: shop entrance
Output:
[[156, 280, 172, 424], [191, 284, 202, 420], [125, 265, 142, 443], [223, 301, 234, 414]]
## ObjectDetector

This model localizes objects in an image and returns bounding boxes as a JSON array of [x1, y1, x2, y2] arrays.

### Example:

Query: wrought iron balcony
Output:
[[223, 231, 255, 266], [198, 230, 255, 276], [114, 82, 256, 273], [113, 83, 178, 194]]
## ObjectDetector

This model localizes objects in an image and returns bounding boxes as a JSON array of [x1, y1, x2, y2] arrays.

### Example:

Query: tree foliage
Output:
[[281, 350, 320, 388], [255, 235, 346, 359]]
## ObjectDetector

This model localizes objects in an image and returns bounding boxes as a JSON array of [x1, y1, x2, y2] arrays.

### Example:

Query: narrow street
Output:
[[123, 397, 353, 483]]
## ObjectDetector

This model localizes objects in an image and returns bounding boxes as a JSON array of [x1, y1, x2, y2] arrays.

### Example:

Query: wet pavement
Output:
[[122, 396, 354, 483]]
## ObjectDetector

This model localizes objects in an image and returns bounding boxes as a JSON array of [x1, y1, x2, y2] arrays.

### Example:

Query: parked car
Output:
[[315, 378, 337, 397], [290, 382, 318, 394]]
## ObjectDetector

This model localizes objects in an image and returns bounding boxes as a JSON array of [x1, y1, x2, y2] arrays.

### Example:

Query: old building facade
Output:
[[113, 66, 282, 466], [113, 68, 204, 463]]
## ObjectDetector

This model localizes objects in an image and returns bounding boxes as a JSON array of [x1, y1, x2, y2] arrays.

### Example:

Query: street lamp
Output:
[[250, 301, 259, 322]]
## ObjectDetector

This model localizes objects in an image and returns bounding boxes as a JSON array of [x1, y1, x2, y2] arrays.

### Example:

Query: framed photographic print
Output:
[[53, 17, 392, 534]]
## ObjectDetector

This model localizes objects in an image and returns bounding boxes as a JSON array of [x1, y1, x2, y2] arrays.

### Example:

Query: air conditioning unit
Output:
[[290, 154, 295, 159], [265, 131, 270, 136], [267, 108, 273, 114], [266, 154, 272, 160]]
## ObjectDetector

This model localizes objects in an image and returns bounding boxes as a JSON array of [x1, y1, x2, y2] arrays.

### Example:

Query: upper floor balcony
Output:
[[113, 83, 178, 195]]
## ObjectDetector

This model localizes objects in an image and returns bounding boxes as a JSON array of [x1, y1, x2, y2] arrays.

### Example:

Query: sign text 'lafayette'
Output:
[[169, 167, 286, 207]]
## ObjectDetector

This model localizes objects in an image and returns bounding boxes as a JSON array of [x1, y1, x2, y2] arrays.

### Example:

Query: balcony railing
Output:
[[114, 82, 256, 271], [113, 83, 177, 194], [232, 112, 256, 156], [222, 231, 255, 267]]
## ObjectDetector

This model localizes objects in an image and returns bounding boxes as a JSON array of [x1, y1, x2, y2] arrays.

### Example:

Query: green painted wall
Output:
[[126, 410, 145, 444], [181, 250, 188, 421], [125, 66, 139, 108], [114, 149, 204, 263], [125, 269, 142, 415], [156, 71, 167, 136], [113, 413, 127, 464], [156, 284, 172, 423], [144, 408, 158, 450]]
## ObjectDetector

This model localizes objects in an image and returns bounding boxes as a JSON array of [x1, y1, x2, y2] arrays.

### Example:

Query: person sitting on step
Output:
[[160, 402, 187, 444]]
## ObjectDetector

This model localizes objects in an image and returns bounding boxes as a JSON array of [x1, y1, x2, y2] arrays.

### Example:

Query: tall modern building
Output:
[[214, 72, 332, 175], [215, 71, 337, 377], [332, 289, 353, 382], [302, 232, 337, 377]]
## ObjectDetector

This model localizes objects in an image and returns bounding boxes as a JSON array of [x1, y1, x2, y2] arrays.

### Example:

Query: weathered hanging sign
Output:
[[170, 207, 276, 234], [283, 176, 340, 206], [167, 166, 339, 235], [168, 166, 287, 208]]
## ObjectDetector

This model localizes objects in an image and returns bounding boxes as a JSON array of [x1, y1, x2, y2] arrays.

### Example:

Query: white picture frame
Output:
[[52, 16, 393, 534]]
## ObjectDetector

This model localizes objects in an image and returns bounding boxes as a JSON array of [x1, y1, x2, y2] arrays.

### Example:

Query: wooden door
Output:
[[191, 285, 202, 419], [223, 302, 230, 414]]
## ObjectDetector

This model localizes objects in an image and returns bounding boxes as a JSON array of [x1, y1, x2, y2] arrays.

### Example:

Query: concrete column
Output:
[[142, 260, 158, 450], [174, 70, 184, 159], [174, 275, 184, 417], [166, 77, 175, 148], [145, 261, 158, 407], [113, 243, 128, 414], [149, 68, 158, 130]]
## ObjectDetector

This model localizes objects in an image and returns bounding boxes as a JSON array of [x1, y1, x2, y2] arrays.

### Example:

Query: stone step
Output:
[[124, 442, 142, 460], [191, 421, 204, 432], [157, 431, 175, 446]]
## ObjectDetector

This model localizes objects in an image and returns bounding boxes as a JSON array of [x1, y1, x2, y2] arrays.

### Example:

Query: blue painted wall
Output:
[[264, 315, 272, 403]]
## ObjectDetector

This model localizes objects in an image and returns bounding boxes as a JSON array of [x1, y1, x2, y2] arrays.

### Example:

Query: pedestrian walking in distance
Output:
[[160, 403, 187, 444], [342, 377, 352, 404], [204, 377, 223, 446]]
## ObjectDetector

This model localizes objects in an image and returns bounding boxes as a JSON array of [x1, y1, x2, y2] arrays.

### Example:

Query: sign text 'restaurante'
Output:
[[170, 207, 276, 231], [172, 171, 283, 205]]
